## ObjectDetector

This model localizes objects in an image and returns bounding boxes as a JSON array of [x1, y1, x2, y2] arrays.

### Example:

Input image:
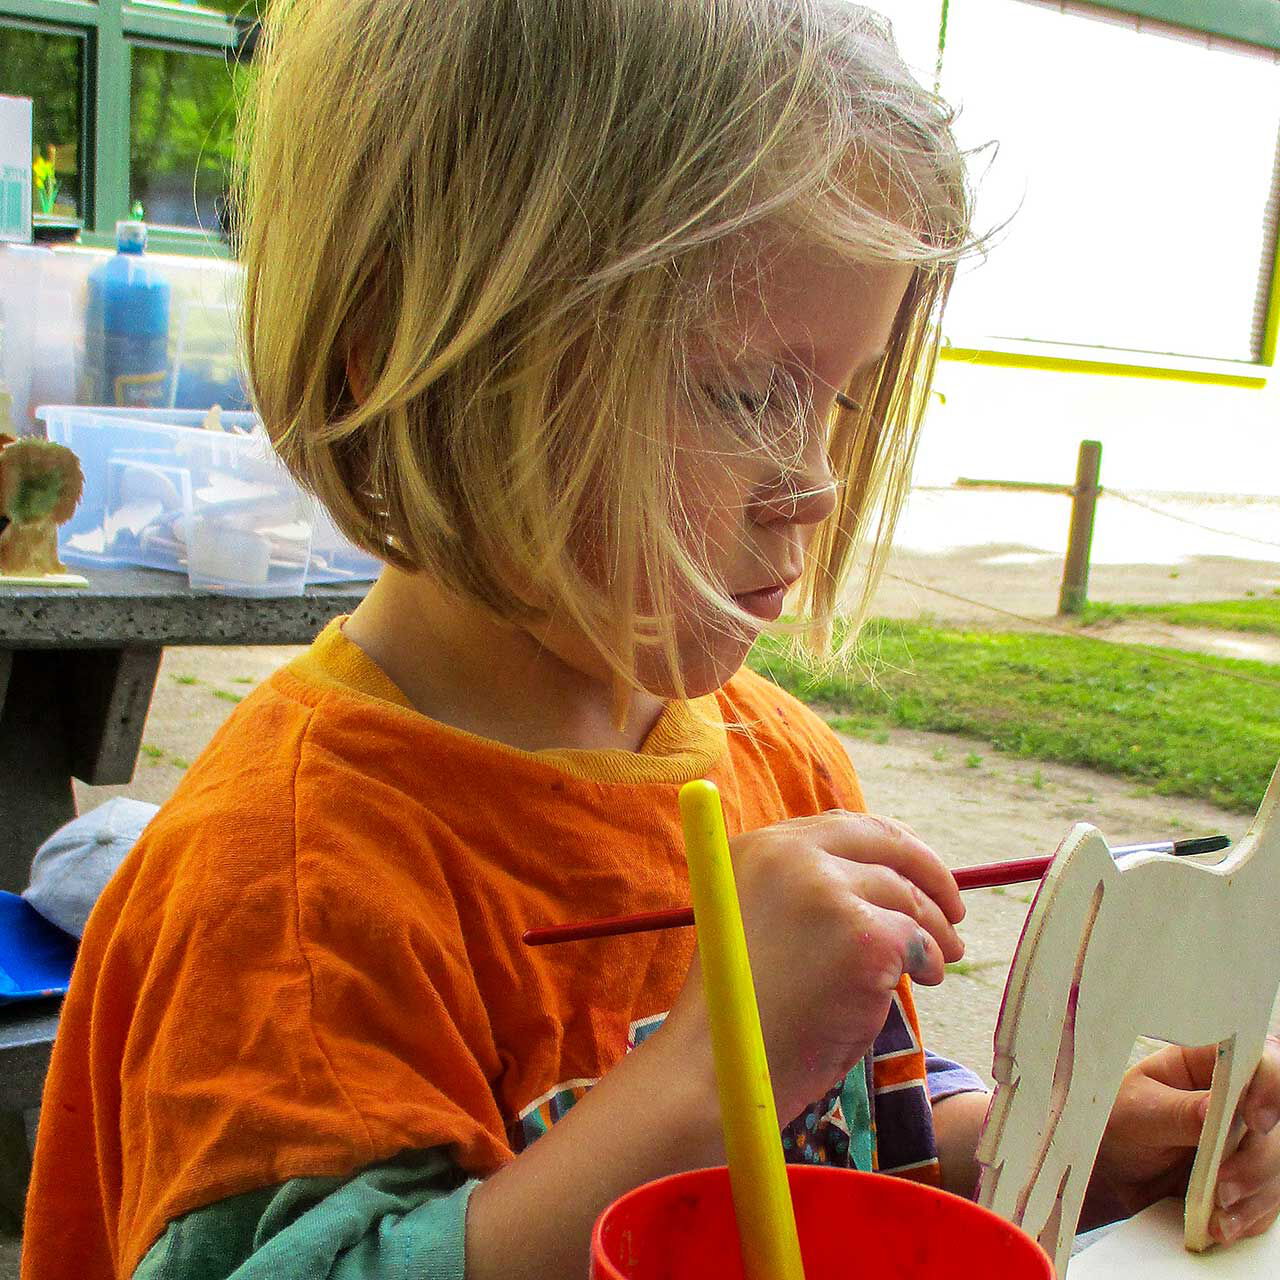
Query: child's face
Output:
[[660, 239, 915, 696], [532, 238, 913, 702]]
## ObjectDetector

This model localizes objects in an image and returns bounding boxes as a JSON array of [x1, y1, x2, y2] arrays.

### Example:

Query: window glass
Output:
[[0, 24, 85, 221], [129, 43, 241, 232], [940, 0, 1280, 362]]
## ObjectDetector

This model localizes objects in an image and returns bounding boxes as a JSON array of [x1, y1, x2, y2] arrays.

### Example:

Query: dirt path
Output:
[[1074, 619, 1280, 664]]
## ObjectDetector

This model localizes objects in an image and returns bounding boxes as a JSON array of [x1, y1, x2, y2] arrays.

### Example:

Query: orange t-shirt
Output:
[[23, 621, 932, 1278]]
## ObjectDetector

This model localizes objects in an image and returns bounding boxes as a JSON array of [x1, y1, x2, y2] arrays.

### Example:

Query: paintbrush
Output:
[[522, 833, 1230, 947]]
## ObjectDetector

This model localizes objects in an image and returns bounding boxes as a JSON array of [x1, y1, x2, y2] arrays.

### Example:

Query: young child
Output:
[[23, 2, 1280, 1277]]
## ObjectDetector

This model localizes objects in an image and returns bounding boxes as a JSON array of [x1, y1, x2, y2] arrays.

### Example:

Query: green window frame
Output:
[[1081, 1, 1280, 50], [1, 0, 245, 256]]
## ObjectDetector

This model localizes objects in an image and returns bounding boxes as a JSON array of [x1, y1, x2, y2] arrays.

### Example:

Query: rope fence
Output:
[[910, 482, 1280, 552], [869, 439, 1280, 690], [1104, 489, 1280, 552]]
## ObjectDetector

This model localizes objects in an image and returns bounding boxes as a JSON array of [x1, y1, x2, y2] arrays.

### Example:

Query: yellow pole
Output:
[[678, 779, 805, 1280]]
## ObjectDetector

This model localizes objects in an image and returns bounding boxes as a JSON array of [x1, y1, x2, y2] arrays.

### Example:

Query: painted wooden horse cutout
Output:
[[976, 756, 1280, 1276]]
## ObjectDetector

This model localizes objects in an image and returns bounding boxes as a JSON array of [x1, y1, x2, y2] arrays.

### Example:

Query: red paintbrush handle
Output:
[[522, 839, 1222, 947], [523, 906, 695, 946], [524, 856, 1054, 946], [952, 854, 1051, 891]]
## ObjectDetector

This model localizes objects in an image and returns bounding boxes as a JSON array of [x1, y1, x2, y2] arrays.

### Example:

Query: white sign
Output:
[[0, 95, 33, 245]]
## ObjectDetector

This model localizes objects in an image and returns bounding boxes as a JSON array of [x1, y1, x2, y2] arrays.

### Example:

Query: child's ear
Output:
[[345, 337, 372, 405], [342, 267, 386, 406]]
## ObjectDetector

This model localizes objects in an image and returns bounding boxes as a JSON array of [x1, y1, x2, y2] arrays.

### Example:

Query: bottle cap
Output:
[[115, 220, 148, 254]]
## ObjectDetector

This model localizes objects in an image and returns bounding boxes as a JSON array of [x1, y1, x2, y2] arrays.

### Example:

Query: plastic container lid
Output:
[[0, 892, 76, 1004]]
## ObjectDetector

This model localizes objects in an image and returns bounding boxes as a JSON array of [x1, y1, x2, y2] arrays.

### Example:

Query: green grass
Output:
[[1082, 598, 1280, 637], [748, 620, 1280, 813], [171, 674, 199, 686], [211, 689, 243, 704], [943, 958, 1005, 979]]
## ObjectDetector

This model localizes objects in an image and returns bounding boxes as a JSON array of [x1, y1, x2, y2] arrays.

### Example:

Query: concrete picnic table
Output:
[[0, 566, 370, 1224]]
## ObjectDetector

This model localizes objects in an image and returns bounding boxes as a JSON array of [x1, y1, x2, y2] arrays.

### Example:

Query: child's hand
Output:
[[664, 810, 965, 1124], [1089, 1038, 1280, 1244]]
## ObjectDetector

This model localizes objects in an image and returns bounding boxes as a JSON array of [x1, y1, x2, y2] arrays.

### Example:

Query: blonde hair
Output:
[[236, 0, 972, 694]]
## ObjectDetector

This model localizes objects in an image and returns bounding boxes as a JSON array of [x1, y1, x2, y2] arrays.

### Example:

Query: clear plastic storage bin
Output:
[[39, 405, 380, 596], [307, 503, 383, 584]]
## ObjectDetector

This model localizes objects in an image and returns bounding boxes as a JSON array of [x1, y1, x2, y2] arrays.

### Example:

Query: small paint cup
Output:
[[591, 1164, 1054, 1279]]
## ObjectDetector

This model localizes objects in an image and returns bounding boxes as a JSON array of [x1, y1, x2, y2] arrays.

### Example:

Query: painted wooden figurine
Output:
[[976, 757, 1280, 1275], [0, 435, 86, 583]]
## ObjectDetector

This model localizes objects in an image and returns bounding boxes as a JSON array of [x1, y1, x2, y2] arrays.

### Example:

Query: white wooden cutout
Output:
[[975, 756, 1280, 1277]]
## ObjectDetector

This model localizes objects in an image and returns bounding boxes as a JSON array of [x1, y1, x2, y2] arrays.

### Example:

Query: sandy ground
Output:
[[872, 482, 1280, 636], [874, 547, 1280, 634], [889, 488, 1280, 578]]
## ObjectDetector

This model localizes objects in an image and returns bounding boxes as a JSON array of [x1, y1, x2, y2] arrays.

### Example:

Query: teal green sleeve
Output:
[[132, 1148, 479, 1280]]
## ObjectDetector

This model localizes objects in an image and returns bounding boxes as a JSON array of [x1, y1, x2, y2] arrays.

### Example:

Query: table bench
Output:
[[0, 1001, 58, 1228]]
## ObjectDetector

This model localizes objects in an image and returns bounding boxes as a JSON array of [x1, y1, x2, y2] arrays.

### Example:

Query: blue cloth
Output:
[[925, 1051, 987, 1103], [0, 891, 77, 1003]]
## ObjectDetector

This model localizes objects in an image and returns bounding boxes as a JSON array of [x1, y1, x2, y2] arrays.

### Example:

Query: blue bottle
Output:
[[83, 221, 172, 408]]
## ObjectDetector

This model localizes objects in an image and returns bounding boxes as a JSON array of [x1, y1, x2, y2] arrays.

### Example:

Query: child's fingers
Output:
[[858, 901, 947, 987], [1216, 1122, 1280, 1212], [808, 810, 965, 926], [838, 861, 965, 964], [1235, 1190, 1280, 1242], [1210, 1183, 1280, 1246], [1240, 1036, 1280, 1136]]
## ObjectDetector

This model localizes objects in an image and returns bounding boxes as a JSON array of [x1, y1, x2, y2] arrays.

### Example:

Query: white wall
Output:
[[916, 357, 1280, 497]]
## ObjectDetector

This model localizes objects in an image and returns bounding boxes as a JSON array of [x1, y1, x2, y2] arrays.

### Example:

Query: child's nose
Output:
[[751, 453, 839, 527]]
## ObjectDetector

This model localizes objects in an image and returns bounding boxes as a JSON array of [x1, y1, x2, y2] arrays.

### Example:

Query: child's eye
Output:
[[701, 384, 771, 418]]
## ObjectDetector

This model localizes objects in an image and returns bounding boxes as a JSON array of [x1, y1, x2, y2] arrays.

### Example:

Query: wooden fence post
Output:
[[1058, 440, 1102, 616]]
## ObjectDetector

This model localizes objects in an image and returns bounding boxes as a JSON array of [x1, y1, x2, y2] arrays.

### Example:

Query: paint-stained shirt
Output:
[[22, 620, 955, 1280]]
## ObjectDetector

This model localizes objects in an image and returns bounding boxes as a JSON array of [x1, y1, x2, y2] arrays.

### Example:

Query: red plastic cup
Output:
[[591, 1165, 1054, 1279]]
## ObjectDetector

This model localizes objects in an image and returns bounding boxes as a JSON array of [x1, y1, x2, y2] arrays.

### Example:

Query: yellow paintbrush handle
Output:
[[679, 779, 805, 1280]]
